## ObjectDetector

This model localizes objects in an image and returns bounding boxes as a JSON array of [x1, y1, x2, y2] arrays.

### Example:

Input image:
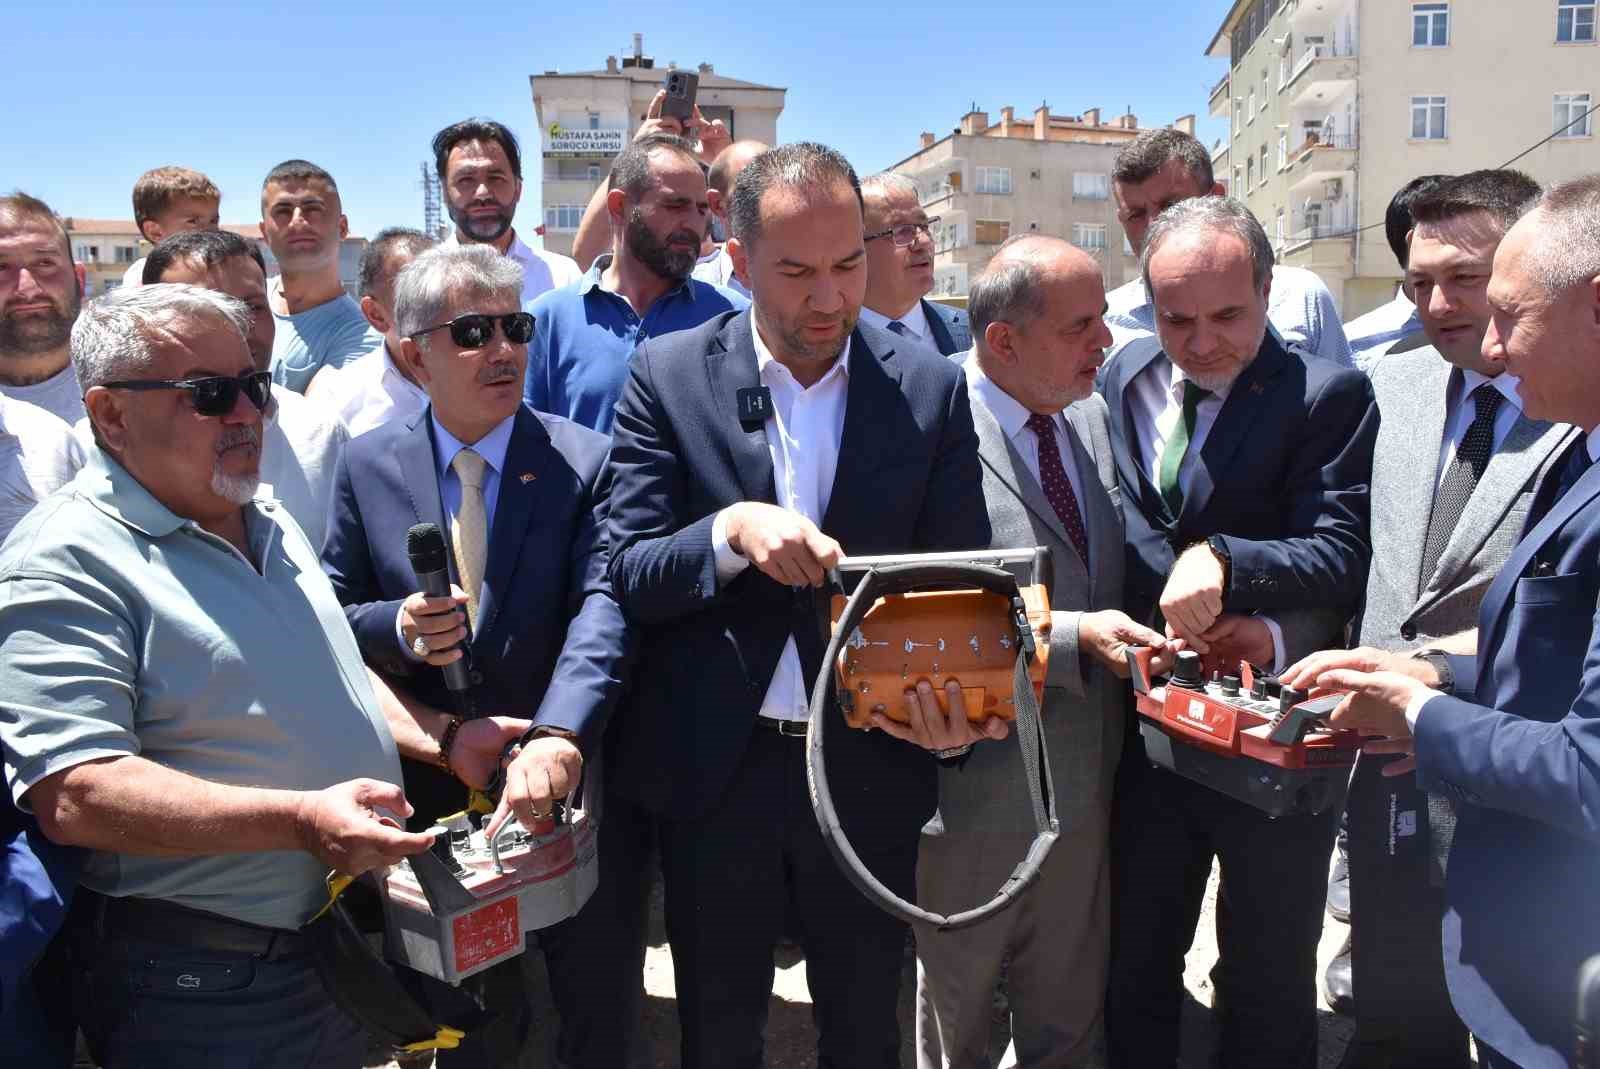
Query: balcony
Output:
[[1209, 72, 1231, 118], [1286, 42, 1357, 108], [1286, 132, 1357, 193]]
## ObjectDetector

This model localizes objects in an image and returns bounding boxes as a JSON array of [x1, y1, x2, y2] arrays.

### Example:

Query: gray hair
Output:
[[861, 172, 920, 203], [71, 283, 251, 390], [969, 236, 1066, 343], [393, 243, 524, 342], [728, 142, 862, 247], [1141, 196, 1275, 299], [1523, 173, 1600, 294]]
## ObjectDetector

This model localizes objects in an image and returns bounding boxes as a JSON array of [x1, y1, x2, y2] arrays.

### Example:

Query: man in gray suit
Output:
[[1296, 169, 1575, 1068], [915, 236, 1167, 1068]]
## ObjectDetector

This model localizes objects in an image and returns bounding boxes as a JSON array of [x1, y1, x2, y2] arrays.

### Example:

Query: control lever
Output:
[[1267, 692, 1345, 746]]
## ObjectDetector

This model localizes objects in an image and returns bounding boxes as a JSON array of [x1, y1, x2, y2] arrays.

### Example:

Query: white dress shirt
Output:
[[313, 342, 429, 438], [446, 230, 581, 308], [710, 328, 853, 721], [859, 300, 931, 344], [964, 359, 1087, 522], [1434, 368, 1525, 488], [1125, 350, 1285, 669], [690, 245, 750, 298], [0, 394, 85, 546], [258, 387, 348, 552]]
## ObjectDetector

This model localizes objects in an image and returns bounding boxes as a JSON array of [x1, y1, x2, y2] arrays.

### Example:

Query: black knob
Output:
[[1250, 675, 1269, 700], [1172, 651, 1204, 687], [1279, 686, 1306, 715], [1221, 675, 1241, 696]]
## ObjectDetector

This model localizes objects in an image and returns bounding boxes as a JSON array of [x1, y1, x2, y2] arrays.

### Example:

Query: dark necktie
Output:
[[886, 320, 911, 337], [1419, 384, 1502, 588], [1156, 380, 1209, 515], [1025, 412, 1090, 564], [1524, 433, 1594, 535]]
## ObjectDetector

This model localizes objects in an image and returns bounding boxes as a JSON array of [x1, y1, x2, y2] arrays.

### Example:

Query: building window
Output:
[[587, 164, 602, 182], [75, 244, 99, 262], [1072, 224, 1108, 251], [1234, 99, 1244, 134], [1248, 88, 1257, 120], [975, 167, 1012, 195], [1072, 172, 1109, 199], [1412, 2, 1450, 46], [114, 246, 137, 263], [1246, 156, 1255, 189], [544, 205, 585, 231], [1411, 95, 1449, 139], [974, 219, 1011, 245], [1258, 144, 1269, 184], [1278, 50, 1289, 89], [1261, 70, 1269, 108], [1558, 0, 1597, 42], [1555, 92, 1594, 136], [587, 111, 600, 130], [1277, 132, 1288, 169], [1275, 207, 1286, 245]]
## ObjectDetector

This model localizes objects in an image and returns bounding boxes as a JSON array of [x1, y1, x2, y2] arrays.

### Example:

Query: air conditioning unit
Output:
[[1323, 178, 1344, 200]]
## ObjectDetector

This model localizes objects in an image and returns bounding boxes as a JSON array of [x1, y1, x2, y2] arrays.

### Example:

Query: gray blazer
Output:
[[925, 388, 1126, 841], [1357, 344, 1577, 650]]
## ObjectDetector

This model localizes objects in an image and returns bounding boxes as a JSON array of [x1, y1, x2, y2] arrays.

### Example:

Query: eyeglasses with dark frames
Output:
[[409, 312, 536, 349], [100, 370, 273, 417], [864, 216, 941, 247]]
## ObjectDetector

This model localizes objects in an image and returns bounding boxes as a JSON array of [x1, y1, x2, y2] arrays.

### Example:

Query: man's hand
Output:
[[724, 502, 842, 587], [1078, 610, 1166, 678], [1279, 646, 1442, 692], [635, 89, 692, 142], [1159, 543, 1227, 646], [1318, 667, 1431, 745], [1189, 614, 1274, 676], [694, 108, 732, 165], [448, 716, 531, 790], [487, 737, 584, 839], [870, 679, 1009, 754], [294, 779, 434, 877], [398, 585, 469, 665]]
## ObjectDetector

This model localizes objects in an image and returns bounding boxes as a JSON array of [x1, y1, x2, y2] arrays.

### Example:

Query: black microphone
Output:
[[406, 522, 472, 694]]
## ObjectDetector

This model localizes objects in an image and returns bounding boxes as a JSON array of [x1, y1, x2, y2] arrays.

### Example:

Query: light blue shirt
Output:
[[429, 411, 515, 538], [1345, 292, 1424, 373], [268, 276, 383, 394], [0, 449, 401, 929]]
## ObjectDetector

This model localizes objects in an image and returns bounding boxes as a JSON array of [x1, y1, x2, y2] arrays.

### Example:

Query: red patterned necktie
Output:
[[1025, 412, 1090, 564]]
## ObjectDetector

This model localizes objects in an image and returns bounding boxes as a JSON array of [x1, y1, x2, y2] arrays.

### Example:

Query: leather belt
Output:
[[755, 716, 809, 738], [73, 889, 308, 960]]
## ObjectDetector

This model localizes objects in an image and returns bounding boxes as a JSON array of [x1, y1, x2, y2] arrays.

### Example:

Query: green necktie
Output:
[[1157, 380, 1209, 514]]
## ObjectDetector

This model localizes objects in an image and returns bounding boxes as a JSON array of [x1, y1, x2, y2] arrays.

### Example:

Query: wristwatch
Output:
[[1412, 649, 1455, 693], [1205, 535, 1232, 589]]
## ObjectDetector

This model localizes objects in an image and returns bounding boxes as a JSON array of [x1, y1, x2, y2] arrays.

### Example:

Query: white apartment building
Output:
[[1207, 0, 1596, 316], [530, 35, 785, 259]]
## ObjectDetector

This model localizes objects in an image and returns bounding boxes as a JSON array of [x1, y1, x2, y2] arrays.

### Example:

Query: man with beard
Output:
[[259, 160, 380, 393], [1099, 196, 1377, 1069], [144, 229, 349, 549], [433, 119, 580, 307], [0, 193, 86, 424], [524, 135, 747, 432], [0, 283, 428, 1069], [859, 172, 970, 358], [604, 141, 997, 1067]]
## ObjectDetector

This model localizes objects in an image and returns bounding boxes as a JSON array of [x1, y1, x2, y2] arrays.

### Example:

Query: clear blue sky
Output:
[[8, 0, 1231, 243]]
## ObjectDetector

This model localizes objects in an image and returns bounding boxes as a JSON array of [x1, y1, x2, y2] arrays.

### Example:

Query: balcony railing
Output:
[[1292, 131, 1358, 162], [1287, 41, 1356, 86]]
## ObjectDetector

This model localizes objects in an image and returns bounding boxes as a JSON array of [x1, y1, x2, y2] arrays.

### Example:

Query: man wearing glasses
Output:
[[859, 172, 971, 358], [0, 283, 432, 1069], [321, 243, 632, 1068]]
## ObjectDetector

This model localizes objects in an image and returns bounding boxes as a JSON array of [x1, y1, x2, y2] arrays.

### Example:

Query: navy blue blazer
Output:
[[923, 299, 971, 358], [1417, 453, 1600, 1068], [605, 310, 991, 838], [1098, 332, 1377, 623], [322, 402, 631, 824]]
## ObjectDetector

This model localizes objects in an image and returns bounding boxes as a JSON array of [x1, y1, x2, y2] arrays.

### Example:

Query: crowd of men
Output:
[[1, 99, 1598, 1069]]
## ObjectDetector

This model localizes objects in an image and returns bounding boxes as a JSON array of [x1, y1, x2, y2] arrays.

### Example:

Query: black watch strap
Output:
[[1413, 649, 1454, 693]]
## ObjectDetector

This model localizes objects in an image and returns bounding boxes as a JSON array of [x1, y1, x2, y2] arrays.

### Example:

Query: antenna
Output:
[[421, 162, 443, 239]]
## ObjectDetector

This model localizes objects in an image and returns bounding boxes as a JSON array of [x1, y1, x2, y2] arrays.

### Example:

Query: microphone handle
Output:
[[412, 564, 474, 695]]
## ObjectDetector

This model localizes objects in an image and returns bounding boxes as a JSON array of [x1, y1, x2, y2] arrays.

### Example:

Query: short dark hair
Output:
[[607, 135, 699, 202], [1384, 174, 1452, 269], [432, 119, 522, 182], [359, 227, 436, 299], [728, 142, 862, 246], [1410, 169, 1542, 235], [131, 167, 221, 228], [263, 159, 337, 192], [143, 229, 267, 284], [0, 190, 71, 258], [1112, 128, 1213, 192]]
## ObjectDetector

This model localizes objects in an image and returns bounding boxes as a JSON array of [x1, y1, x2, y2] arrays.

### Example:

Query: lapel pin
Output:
[[520, 473, 536, 484], [1250, 382, 1264, 395]]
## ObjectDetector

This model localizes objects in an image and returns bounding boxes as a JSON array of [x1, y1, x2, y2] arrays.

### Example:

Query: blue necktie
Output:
[[886, 321, 911, 337]]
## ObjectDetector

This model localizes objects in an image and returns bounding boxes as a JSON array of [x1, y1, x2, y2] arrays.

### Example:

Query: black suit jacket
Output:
[[605, 310, 991, 841], [1099, 332, 1378, 624], [322, 402, 632, 823]]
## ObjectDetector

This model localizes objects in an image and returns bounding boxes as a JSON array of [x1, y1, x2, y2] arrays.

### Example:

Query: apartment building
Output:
[[888, 106, 1187, 297], [1207, 0, 1597, 317], [530, 34, 785, 258]]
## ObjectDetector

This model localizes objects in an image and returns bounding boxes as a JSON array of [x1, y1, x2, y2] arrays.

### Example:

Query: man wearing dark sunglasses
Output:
[[0, 283, 429, 1069], [859, 172, 970, 358], [322, 243, 632, 1068]]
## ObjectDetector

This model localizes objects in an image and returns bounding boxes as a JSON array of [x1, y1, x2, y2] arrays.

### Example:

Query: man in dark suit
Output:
[[860, 172, 971, 357], [1098, 197, 1378, 1069], [605, 142, 997, 1068], [1285, 174, 1600, 1069], [321, 242, 631, 1068]]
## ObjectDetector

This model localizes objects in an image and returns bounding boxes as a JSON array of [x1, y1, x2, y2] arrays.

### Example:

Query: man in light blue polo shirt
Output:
[[0, 284, 432, 1069], [524, 134, 747, 433]]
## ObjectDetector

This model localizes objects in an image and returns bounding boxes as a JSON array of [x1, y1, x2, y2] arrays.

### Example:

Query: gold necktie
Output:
[[450, 448, 488, 629]]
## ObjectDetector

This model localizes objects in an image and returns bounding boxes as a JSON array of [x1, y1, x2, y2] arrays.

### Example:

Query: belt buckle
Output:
[[763, 717, 808, 738]]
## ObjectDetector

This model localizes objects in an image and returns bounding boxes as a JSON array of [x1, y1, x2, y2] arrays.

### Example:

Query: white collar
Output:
[[1455, 367, 1525, 416], [859, 300, 929, 339], [965, 359, 1059, 441]]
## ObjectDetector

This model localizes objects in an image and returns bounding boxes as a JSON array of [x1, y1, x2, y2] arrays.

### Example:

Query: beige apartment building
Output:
[[888, 106, 1189, 297], [530, 34, 785, 259], [1207, 0, 1597, 317]]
